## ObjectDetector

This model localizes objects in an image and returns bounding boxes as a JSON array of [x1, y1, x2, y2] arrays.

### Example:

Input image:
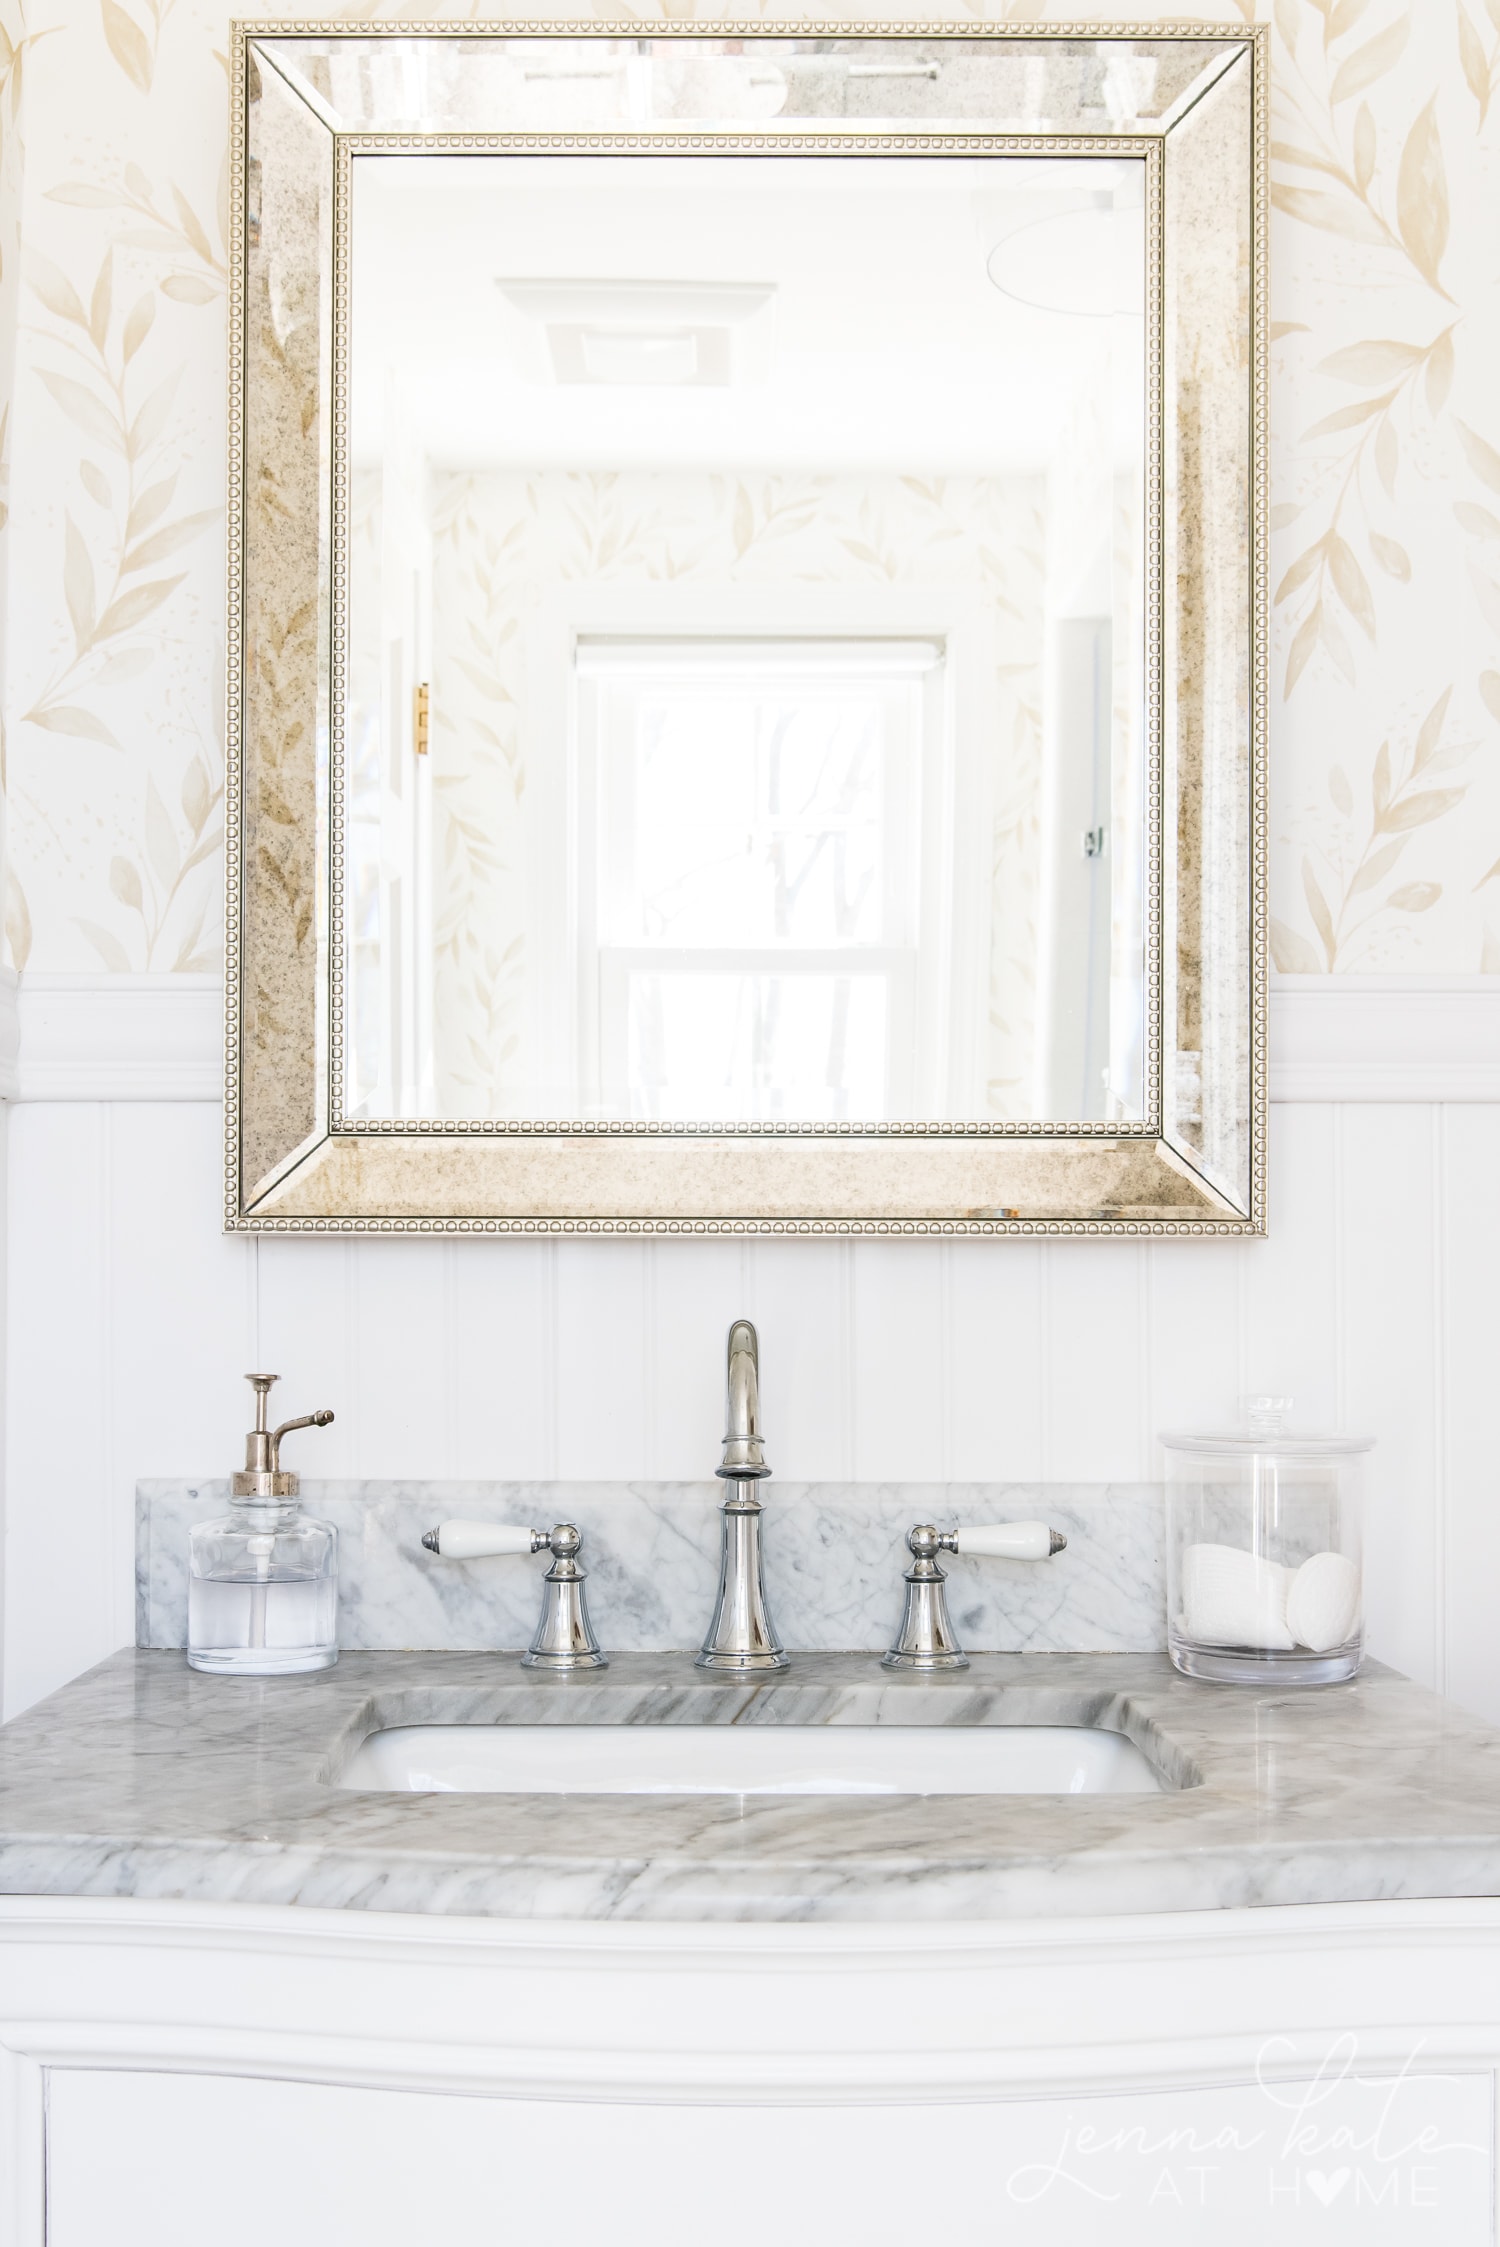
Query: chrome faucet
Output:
[[696, 1319, 788, 1671], [420, 1519, 607, 1670], [883, 1520, 1067, 1670]]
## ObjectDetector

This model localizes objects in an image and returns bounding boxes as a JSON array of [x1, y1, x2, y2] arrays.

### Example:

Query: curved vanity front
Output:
[[4, 1651, 1500, 2244]]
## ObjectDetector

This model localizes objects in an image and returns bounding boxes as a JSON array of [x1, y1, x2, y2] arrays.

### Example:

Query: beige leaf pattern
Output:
[[97, 0, 182, 97], [1458, 8, 1491, 120], [1370, 531, 1411, 579], [1270, 919, 1325, 973], [100, 0, 150, 91], [1, 0, 1496, 978], [5, 875, 32, 975], [1327, 533, 1377, 636], [1457, 2, 1500, 124], [1455, 421, 1500, 497], [1425, 328, 1455, 414], [29, 705, 120, 749], [62, 515, 95, 650], [1328, 13, 1408, 102], [1317, 337, 1424, 379], [1395, 99, 1450, 295], [1262, 0, 1487, 959], [1293, 693, 1477, 966], [23, 239, 211, 749], [15, 88, 225, 970], [1271, 181, 1391, 246]]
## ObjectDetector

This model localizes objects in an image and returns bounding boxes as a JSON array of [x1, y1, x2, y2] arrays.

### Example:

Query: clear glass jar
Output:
[[187, 1497, 338, 1675], [1162, 1399, 1372, 1686]]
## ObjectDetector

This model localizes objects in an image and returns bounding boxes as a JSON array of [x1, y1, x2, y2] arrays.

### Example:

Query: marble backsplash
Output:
[[138, 1481, 1166, 1655]]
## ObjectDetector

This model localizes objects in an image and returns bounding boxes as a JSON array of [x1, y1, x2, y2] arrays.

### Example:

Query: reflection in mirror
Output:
[[345, 149, 1147, 1128]]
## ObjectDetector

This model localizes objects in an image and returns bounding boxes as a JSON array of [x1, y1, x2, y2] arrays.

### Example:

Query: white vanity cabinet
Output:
[[6, 1895, 1498, 2247], [9, 1654, 1500, 2242]]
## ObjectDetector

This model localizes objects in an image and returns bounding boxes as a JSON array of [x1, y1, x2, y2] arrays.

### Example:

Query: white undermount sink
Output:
[[336, 1723, 1165, 1796]]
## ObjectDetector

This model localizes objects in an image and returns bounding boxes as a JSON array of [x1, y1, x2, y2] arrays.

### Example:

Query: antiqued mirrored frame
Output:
[[227, 20, 1268, 1237]]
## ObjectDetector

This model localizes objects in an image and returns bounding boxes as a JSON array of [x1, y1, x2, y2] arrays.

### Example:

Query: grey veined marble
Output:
[[137, 1479, 1167, 1656], [6, 1650, 1500, 1923]]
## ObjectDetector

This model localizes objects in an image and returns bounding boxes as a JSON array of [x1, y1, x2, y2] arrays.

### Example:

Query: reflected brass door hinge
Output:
[[413, 681, 430, 755]]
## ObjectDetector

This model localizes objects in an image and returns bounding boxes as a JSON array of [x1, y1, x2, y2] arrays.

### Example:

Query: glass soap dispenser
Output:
[[187, 1375, 337, 1675]]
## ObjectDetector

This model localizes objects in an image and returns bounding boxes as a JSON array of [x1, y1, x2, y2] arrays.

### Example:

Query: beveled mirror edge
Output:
[[224, 19, 1269, 1239]]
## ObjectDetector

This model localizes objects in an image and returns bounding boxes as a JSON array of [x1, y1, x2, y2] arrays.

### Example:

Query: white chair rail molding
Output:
[[5, 971, 1500, 1106]]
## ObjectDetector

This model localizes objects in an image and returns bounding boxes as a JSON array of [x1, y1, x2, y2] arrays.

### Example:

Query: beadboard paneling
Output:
[[6, 1098, 1499, 1724], [1441, 1107, 1500, 1724]]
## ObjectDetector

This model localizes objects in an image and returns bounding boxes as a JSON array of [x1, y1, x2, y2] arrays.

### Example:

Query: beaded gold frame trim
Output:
[[225, 21, 1268, 1236]]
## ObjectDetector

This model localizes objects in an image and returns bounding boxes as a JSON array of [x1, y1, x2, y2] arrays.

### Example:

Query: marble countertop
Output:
[[3, 1649, 1500, 1922]]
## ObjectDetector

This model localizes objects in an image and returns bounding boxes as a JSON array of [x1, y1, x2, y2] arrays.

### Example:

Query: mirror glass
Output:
[[345, 148, 1148, 1129]]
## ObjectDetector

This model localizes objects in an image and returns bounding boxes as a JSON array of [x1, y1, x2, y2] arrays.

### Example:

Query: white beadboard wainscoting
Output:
[[2, 975, 1498, 1724]]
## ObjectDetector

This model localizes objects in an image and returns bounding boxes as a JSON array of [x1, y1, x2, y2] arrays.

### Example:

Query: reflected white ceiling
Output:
[[350, 152, 1144, 477]]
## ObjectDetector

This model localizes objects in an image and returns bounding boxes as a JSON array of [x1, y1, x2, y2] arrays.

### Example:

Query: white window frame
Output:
[[520, 585, 1000, 1121], [586, 640, 928, 1122], [575, 636, 941, 1123]]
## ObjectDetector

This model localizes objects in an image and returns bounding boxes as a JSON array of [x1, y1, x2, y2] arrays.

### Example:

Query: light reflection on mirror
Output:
[[345, 150, 1146, 1127]]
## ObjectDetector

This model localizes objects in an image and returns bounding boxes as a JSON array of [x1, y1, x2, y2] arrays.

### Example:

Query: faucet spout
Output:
[[697, 1319, 787, 1671], [719, 1318, 770, 1479]]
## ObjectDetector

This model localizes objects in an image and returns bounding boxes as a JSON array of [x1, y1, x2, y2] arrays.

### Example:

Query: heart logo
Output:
[[1306, 2168, 1352, 2207]]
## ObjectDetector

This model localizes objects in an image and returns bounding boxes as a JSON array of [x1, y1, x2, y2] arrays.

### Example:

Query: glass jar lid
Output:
[[1160, 1395, 1374, 1457]]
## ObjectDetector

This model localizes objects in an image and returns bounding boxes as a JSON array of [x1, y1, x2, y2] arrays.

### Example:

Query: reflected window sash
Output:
[[574, 636, 940, 1121]]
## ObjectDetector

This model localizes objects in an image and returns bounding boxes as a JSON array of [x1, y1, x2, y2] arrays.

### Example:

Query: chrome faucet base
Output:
[[696, 1490, 788, 1670], [523, 1526, 608, 1670], [883, 1521, 1066, 1667], [883, 1534, 968, 1670], [421, 1518, 607, 1669], [881, 1649, 969, 1672], [696, 1647, 791, 1673]]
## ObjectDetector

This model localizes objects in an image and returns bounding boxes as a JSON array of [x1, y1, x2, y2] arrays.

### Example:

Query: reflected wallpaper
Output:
[[419, 466, 1044, 1116]]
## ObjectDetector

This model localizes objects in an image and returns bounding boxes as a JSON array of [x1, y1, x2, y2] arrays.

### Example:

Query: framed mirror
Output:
[[227, 22, 1267, 1236]]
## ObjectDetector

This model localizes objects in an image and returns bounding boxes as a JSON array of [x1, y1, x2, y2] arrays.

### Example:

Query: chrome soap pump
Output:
[[186, 1374, 337, 1676]]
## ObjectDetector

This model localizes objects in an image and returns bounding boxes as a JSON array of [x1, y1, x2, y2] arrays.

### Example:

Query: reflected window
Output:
[[577, 641, 939, 1122], [344, 148, 1152, 1133]]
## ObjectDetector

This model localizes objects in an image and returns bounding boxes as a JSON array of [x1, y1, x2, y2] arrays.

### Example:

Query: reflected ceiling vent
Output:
[[495, 278, 776, 386]]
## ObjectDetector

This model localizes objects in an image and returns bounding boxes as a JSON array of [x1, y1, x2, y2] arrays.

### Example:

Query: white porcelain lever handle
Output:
[[423, 1520, 539, 1560], [954, 1521, 1065, 1561]]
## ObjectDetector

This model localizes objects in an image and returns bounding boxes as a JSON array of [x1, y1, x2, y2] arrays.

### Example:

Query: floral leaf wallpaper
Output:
[[0, 0, 1496, 978], [3, 0, 224, 971], [1267, 0, 1500, 968]]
